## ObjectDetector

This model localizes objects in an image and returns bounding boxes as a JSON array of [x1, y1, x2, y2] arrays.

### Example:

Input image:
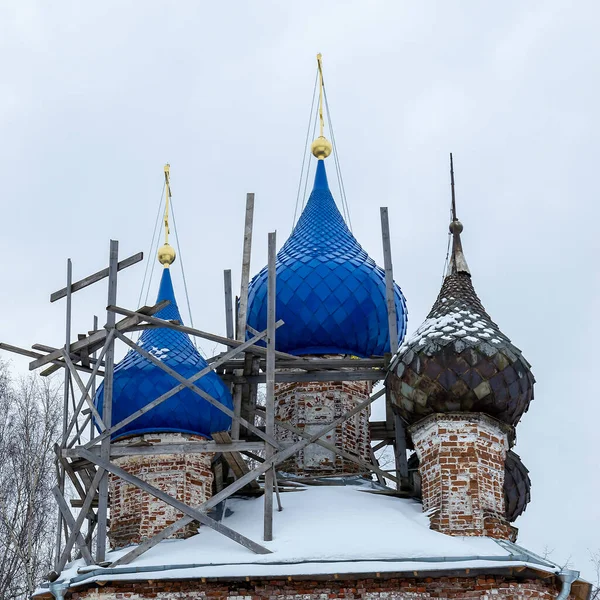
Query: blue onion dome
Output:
[[95, 267, 233, 440], [388, 217, 534, 428], [246, 160, 408, 357]]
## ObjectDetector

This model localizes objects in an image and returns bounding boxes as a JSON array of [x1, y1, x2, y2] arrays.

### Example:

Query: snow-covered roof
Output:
[[37, 480, 566, 596]]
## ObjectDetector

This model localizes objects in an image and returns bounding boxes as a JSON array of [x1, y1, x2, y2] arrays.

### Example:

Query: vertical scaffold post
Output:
[[54, 258, 72, 570], [380, 207, 398, 353], [89, 315, 99, 444], [380, 207, 409, 490], [224, 269, 235, 340], [96, 240, 119, 562], [232, 193, 255, 440], [264, 231, 276, 541]]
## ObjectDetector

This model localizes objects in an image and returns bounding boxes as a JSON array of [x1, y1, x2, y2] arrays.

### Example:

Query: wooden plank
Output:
[[223, 269, 235, 340], [28, 299, 169, 371], [51, 487, 94, 565], [369, 420, 395, 442], [223, 369, 385, 384], [63, 441, 265, 459], [78, 448, 271, 555], [107, 304, 297, 361], [33, 344, 105, 368], [394, 412, 410, 491], [212, 431, 260, 491], [237, 192, 255, 341], [370, 447, 387, 486], [50, 251, 143, 302], [90, 327, 283, 448], [56, 468, 104, 573], [264, 231, 276, 541], [218, 357, 386, 371], [96, 239, 118, 563], [0, 343, 103, 377], [63, 330, 114, 441], [380, 207, 399, 353], [110, 386, 386, 567], [62, 349, 106, 431]]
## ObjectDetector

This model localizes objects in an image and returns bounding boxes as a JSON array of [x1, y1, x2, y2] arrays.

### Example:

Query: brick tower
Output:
[[94, 174, 233, 549], [388, 155, 534, 540]]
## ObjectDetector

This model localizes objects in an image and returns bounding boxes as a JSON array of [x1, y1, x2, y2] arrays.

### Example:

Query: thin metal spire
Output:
[[450, 152, 457, 222], [447, 153, 471, 276]]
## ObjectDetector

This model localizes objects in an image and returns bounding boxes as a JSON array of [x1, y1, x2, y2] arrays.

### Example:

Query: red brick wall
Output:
[[409, 413, 515, 540], [66, 574, 566, 599], [109, 433, 213, 549], [275, 375, 372, 476]]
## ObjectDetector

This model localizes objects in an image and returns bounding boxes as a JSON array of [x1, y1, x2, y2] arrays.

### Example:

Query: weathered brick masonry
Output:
[[109, 433, 213, 549], [410, 413, 515, 540], [65, 574, 568, 599], [275, 374, 372, 476]]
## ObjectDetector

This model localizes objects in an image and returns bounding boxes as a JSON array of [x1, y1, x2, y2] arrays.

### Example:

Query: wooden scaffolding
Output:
[[0, 194, 412, 581]]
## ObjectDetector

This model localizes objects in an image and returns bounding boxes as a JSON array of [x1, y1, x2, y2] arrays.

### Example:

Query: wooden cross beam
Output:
[[62, 440, 266, 459], [107, 304, 297, 361], [50, 252, 143, 302], [28, 300, 169, 371]]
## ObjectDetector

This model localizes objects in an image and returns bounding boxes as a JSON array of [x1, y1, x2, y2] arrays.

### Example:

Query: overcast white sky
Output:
[[1, 0, 599, 582]]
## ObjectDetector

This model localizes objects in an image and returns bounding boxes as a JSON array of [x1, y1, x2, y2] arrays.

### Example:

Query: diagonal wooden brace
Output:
[[77, 449, 271, 556]]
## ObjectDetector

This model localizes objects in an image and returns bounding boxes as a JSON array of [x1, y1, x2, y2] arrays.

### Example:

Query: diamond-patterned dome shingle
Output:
[[388, 228, 534, 427], [246, 160, 408, 357], [95, 268, 232, 440]]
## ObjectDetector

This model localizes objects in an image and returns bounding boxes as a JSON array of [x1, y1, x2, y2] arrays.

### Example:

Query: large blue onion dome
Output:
[[95, 267, 233, 440], [246, 159, 408, 357]]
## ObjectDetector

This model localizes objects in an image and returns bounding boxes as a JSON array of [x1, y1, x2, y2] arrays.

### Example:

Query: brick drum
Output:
[[109, 433, 213, 549], [275, 371, 372, 476], [409, 413, 515, 540], [66, 574, 567, 599]]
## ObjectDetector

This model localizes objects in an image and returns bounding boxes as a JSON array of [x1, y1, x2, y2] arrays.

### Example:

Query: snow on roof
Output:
[[41, 481, 561, 594]]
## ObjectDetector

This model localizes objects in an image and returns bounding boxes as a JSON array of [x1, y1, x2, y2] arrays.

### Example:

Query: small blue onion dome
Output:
[[95, 268, 233, 440], [246, 160, 408, 357]]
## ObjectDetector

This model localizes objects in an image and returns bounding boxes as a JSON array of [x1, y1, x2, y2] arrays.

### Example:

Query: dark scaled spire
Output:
[[388, 155, 535, 429], [447, 153, 470, 276]]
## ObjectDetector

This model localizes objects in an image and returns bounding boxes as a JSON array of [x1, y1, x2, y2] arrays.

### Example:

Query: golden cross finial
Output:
[[157, 163, 176, 267], [311, 53, 332, 160], [317, 53, 325, 138], [164, 164, 171, 245]]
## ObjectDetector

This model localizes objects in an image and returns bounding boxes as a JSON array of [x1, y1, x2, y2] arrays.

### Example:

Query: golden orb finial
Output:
[[311, 53, 332, 161], [311, 136, 333, 159], [158, 242, 176, 267]]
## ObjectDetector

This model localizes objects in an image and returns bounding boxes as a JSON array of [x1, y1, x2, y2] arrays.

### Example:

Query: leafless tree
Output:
[[589, 550, 600, 600], [0, 362, 61, 599]]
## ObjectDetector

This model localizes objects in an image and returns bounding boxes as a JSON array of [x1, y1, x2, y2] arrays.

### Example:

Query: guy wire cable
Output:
[[323, 86, 352, 230], [292, 71, 319, 230], [170, 198, 208, 358]]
